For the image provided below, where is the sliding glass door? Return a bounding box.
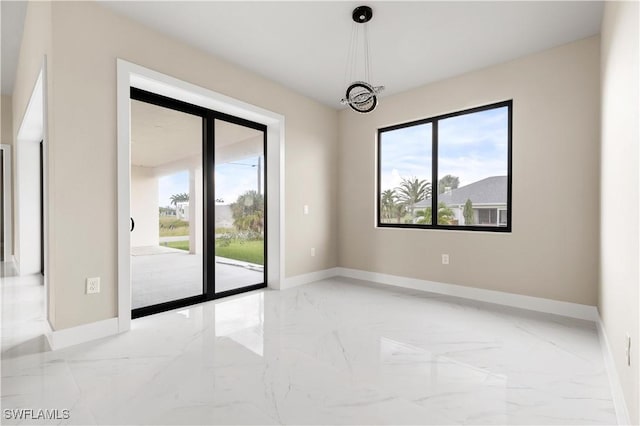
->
[130,89,266,318]
[130,94,204,314]
[213,119,266,295]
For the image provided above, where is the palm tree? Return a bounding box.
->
[170,192,189,206]
[380,189,398,221]
[396,177,431,215]
[395,203,408,224]
[415,202,455,225]
[437,202,455,225]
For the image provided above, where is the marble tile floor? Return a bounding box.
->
[1,273,617,425]
[0,260,19,278]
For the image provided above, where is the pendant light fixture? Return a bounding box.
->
[340,5,385,113]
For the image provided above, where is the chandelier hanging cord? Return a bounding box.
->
[364,23,371,84]
[344,22,359,88]
[340,5,385,114]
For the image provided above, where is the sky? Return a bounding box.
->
[158,156,263,207]
[159,171,189,208]
[214,156,263,204]
[380,106,508,192]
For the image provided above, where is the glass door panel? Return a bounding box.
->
[130,98,204,310]
[214,119,265,294]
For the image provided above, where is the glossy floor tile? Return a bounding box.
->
[1,274,616,425]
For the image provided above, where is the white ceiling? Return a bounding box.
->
[131,99,261,168]
[131,100,202,168]
[1,1,27,95]
[2,2,603,108]
[99,1,603,108]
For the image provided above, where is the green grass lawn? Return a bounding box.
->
[164,239,264,265]
[164,240,189,251]
[216,240,264,265]
[159,216,189,237]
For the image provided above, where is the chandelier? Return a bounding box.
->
[340,5,385,114]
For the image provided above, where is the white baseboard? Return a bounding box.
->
[334,267,599,322]
[596,318,631,425]
[46,317,119,350]
[290,267,626,423]
[283,267,339,290]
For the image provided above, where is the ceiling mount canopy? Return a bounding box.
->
[352,5,373,23]
[340,5,385,114]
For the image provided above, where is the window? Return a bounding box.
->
[377,100,512,232]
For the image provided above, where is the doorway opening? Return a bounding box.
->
[130,88,267,318]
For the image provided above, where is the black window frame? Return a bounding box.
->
[376,100,513,233]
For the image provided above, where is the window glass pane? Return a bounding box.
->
[499,209,507,225]
[214,120,265,294]
[130,100,203,309]
[437,106,509,227]
[379,123,432,224]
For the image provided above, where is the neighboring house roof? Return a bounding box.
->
[415,176,507,208]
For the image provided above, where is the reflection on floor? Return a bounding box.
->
[1,270,48,360]
[1,275,616,425]
[131,246,263,309]
[0,260,19,278]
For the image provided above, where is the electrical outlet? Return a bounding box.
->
[442,254,449,265]
[625,334,631,366]
[86,277,100,294]
[303,205,309,215]
[311,247,316,257]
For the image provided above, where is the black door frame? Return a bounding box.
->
[40,141,44,276]
[130,88,267,319]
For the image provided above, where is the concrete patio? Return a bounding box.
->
[131,246,264,309]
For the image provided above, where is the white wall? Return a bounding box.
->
[15,66,44,277]
[214,135,263,164]
[599,1,639,423]
[188,166,203,255]
[1,96,13,146]
[130,166,158,248]
[22,1,337,330]
[338,36,601,306]
[15,139,40,274]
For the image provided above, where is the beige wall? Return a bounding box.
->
[1,95,13,258]
[31,1,338,329]
[1,95,12,145]
[12,1,54,323]
[338,36,600,306]
[599,1,639,423]
[12,2,51,139]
